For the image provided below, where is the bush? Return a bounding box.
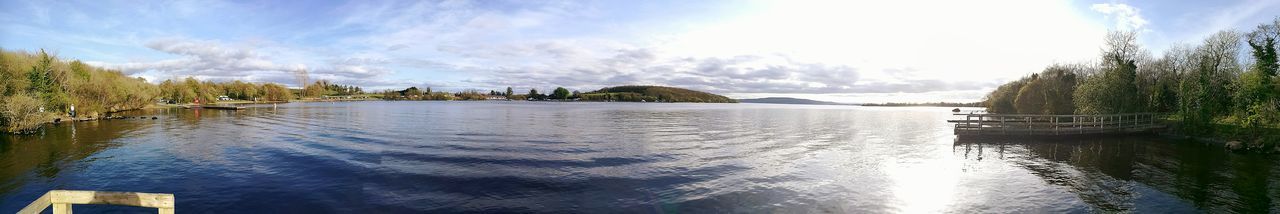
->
[983,79,1026,113]
[1,95,51,133]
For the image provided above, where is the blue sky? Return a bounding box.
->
[2,0,1277,103]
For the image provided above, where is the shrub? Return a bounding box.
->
[1,95,51,133]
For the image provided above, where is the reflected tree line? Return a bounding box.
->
[0,118,147,197]
[956,139,1277,212]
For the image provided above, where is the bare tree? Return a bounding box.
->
[1101,31,1145,67]
[1197,31,1243,77]
[294,67,309,90]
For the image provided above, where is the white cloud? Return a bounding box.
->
[67,0,1117,102]
[108,38,400,87]
[455,45,1001,94]
[108,38,288,77]
[649,0,1106,93]
[1091,3,1149,31]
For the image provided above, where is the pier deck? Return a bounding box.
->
[183,105,246,110]
[948,113,1164,137]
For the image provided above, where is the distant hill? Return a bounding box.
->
[579,86,736,103]
[737,97,845,105]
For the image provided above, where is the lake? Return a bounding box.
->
[0,101,1276,213]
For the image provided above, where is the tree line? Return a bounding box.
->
[984,17,1279,134]
[302,80,364,97]
[378,85,736,103]
[0,48,315,133]
[157,77,293,104]
[1,49,159,133]
[379,86,580,101]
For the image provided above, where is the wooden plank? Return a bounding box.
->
[49,190,175,208]
[17,191,52,214]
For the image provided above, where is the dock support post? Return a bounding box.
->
[52,203,70,214]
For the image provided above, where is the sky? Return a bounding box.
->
[2,0,1278,103]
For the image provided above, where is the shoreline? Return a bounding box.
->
[1157,125,1280,154]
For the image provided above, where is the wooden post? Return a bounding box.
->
[1001,115,1006,135]
[52,203,71,214]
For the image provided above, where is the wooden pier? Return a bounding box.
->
[947,113,1165,137]
[19,190,174,214]
[183,105,245,110]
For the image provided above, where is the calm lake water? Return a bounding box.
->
[0,101,1276,213]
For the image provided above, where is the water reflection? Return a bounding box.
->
[0,117,149,196]
[0,103,1275,212]
[955,137,1280,213]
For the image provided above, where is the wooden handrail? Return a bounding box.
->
[949,113,1164,136]
[17,190,174,214]
[951,112,1160,117]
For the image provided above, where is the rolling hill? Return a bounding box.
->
[578,86,736,103]
[737,97,846,105]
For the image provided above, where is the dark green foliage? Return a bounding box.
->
[1039,65,1080,114]
[982,78,1025,113]
[527,88,546,100]
[1233,19,1280,128]
[552,87,570,100]
[27,49,71,112]
[1013,74,1046,114]
[1178,31,1242,129]
[402,87,422,98]
[1074,31,1143,114]
[301,80,363,98]
[985,65,1080,115]
[1247,19,1279,77]
[1137,52,1182,113]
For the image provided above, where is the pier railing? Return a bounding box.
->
[948,113,1164,136]
[18,190,174,214]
